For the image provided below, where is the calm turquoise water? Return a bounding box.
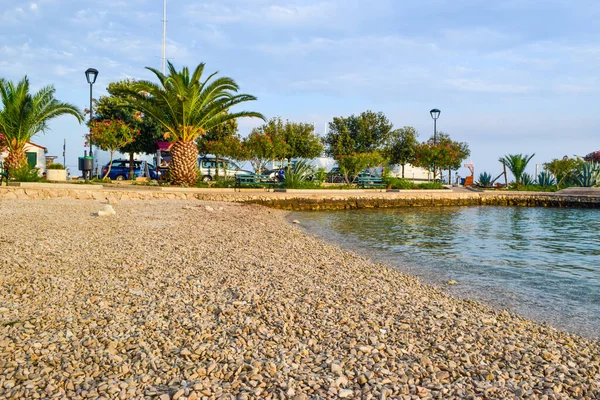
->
[293,207,600,340]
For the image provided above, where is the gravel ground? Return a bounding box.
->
[0,199,598,400]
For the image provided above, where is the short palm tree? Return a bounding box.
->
[0,76,84,172]
[499,153,535,186]
[114,62,264,185]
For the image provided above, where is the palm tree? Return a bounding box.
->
[499,153,535,185]
[0,76,84,172]
[114,62,264,185]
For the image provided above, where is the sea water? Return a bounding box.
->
[293,206,600,340]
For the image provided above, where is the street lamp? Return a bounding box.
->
[85,68,98,179]
[430,108,440,181]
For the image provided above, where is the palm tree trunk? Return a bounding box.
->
[170,140,198,185]
[5,147,27,173]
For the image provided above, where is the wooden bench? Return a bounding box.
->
[235,174,279,190]
[357,175,386,189]
[0,161,8,185]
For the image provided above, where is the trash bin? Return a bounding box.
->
[460,178,466,185]
[78,156,94,172]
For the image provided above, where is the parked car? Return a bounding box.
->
[198,156,252,182]
[100,160,161,180]
[327,167,346,183]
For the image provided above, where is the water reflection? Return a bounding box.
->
[294,206,600,339]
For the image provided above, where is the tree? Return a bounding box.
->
[544,157,580,189]
[277,118,322,161]
[0,76,83,172]
[413,141,437,179]
[584,151,600,163]
[197,117,239,178]
[338,151,384,184]
[242,130,288,174]
[324,110,393,158]
[435,132,470,181]
[385,126,418,178]
[112,61,264,185]
[499,153,535,185]
[92,80,164,179]
[87,120,137,179]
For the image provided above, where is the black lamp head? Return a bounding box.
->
[85,68,99,85]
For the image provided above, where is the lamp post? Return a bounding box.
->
[429,108,440,181]
[85,68,98,179]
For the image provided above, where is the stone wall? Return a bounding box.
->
[2,185,600,210]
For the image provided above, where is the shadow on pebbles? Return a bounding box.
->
[0,199,598,399]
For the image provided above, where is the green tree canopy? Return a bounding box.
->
[91,80,165,178]
[324,110,393,158]
[112,61,264,185]
[544,157,580,189]
[499,153,535,186]
[93,80,164,155]
[435,132,471,171]
[0,76,83,172]
[88,120,137,179]
[338,151,384,184]
[197,117,241,177]
[385,126,419,178]
[242,129,288,174]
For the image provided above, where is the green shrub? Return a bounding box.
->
[284,159,314,189]
[313,167,327,184]
[389,178,415,189]
[46,163,65,170]
[417,182,444,190]
[211,179,236,188]
[10,165,44,182]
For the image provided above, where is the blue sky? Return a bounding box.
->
[1,0,599,178]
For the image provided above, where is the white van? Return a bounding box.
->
[198,156,252,182]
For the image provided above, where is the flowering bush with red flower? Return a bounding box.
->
[86,120,138,179]
[584,151,600,163]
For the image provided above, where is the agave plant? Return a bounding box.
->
[521,172,535,186]
[499,153,535,186]
[284,159,315,189]
[537,171,556,188]
[477,172,492,187]
[575,162,600,187]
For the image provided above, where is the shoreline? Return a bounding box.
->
[0,199,598,399]
[289,210,600,341]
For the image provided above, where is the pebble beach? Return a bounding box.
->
[0,199,598,399]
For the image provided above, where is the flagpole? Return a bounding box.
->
[161,0,167,74]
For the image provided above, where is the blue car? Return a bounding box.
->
[100,160,161,180]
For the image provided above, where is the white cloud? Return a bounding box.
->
[185,1,338,26]
[446,78,532,94]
